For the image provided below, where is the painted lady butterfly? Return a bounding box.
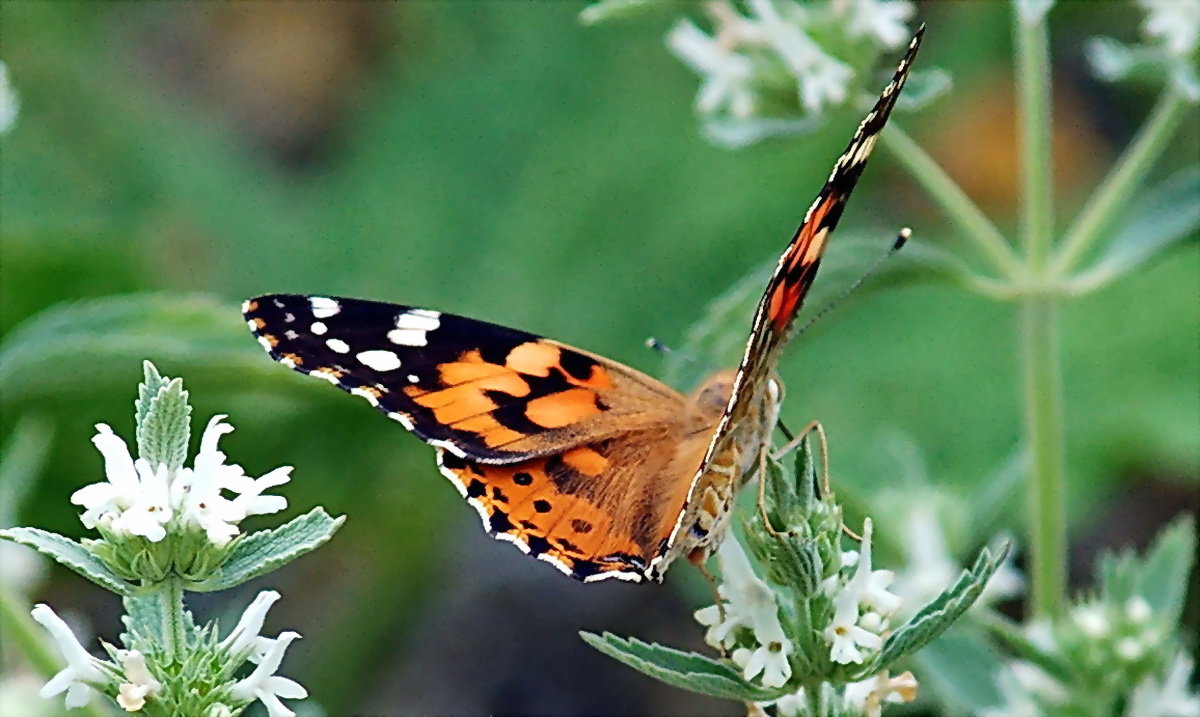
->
[244,29,922,583]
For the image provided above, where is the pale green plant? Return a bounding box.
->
[1,362,343,716]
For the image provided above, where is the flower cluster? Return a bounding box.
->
[665,0,921,145]
[1087,0,1200,100]
[983,517,1199,717]
[984,599,1200,716]
[76,415,291,548]
[31,591,306,716]
[2,362,341,717]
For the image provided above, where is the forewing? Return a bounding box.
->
[721,29,924,427]
[244,294,683,464]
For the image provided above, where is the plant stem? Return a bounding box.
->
[160,577,188,659]
[881,126,1025,281]
[0,586,110,717]
[1014,1,1065,616]
[1051,87,1193,277]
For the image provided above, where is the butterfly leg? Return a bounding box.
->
[771,419,831,498]
[688,547,729,628]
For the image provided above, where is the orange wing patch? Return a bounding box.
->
[436,449,654,582]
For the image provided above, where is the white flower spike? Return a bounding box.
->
[230,632,308,717]
[30,604,106,709]
[841,0,915,49]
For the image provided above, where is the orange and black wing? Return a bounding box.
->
[722,28,923,422]
[244,294,683,465]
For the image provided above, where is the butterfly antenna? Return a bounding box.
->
[792,227,910,338]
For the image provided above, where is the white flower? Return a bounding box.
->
[230,631,307,717]
[825,587,884,664]
[694,538,794,687]
[115,650,161,712]
[1139,0,1200,57]
[1127,652,1200,717]
[668,19,758,118]
[746,0,853,112]
[175,415,291,546]
[1071,602,1110,638]
[219,590,282,659]
[823,520,896,664]
[1126,596,1153,624]
[0,61,17,136]
[844,670,919,717]
[766,688,809,717]
[30,604,107,709]
[839,0,915,49]
[72,425,173,541]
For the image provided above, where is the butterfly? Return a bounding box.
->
[244,29,922,584]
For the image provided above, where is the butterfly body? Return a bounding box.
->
[244,29,923,583]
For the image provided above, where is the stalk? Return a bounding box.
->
[1014,1,1065,616]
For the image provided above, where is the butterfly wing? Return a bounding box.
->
[244,294,684,464]
[244,294,715,583]
[658,29,925,569]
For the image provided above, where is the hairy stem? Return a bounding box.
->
[1014,1,1065,616]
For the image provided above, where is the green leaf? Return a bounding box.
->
[0,293,271,405]
[135,368,192,471]
[1070,167,1200,293]
[911,626,1006,716]
[869,542,1010,671]
[0,527,133,595]
[192,508,345,592]
[1132,514,1196,626]
[0,415,54,526]
[580,631,786,702]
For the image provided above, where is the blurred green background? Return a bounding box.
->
[1,2,1196,714]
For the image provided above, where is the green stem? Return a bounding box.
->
[1051,88,1192,277]
[1015,6,1055,271]
[1014,2,1064,616]
[0,586,110,717]
[158,578,188,659]
[881,126,1025,281]
[1018,298,1066,616]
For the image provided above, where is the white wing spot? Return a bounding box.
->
[326,339,350,354]
[284,312,295,323]
[407,374,420,383]
[311,321,328,335]
[350,387,381,406]
[357,349,402,371]
[388,310,441,347]
[256,336,274,352]
[310,297,341,319]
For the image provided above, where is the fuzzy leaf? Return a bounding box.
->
[136,374,192,472]
[0,293,274,405]
[580,632,786,702]
[0,527,133,595]
[1132,514,1195,626]
[869,542,1010,671]
[1070,167,1200,293]
[135,360,168,430]
[192,508,345,592]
